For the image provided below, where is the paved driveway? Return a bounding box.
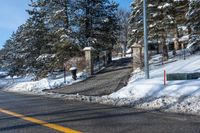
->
[47,58,132,96]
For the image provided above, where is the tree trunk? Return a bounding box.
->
[162,35,169,61]
[173,27,180,51]
[163,44,169,61]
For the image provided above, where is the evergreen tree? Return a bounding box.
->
[129,0,179,60]
[1,0,120,78]
[3,33,20,76]
[25,1,51,77]
[102,1,120,50]
[129,0,143,46]
[187,0,200,53]
[148,0,176,60]
[173,0,189,52]
[71,0,119,50]
[42,0,71,44]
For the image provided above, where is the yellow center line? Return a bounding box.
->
[0,108,82,133]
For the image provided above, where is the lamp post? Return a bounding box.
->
[143,0,150,79]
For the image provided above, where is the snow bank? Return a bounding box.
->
[108,54,200,115]
[2,72,88,94]
[110,79,200,99]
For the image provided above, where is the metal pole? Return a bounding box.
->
[183,45,186,60]
[143,0,150,79]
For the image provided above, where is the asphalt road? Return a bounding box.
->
[48,58,132,96]
[0,91,200,133]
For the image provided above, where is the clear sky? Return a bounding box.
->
[0,0,132,49]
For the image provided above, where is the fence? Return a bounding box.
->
[93,51,108,74]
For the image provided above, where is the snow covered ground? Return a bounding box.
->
[112,56,123,61]
[1,71,88,94]
[1,53,200,115]
[107,54,200,115]
[36,54,200,115]
[112,53,132,61]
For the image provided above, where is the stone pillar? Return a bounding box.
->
[83,47,94,76]
[131,45,136,71]
[174,38,180,51]
[131,44,143,70]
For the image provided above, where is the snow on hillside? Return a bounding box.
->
[1,72,88,94]
[108,54,200,115]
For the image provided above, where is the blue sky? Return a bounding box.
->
[0,0,132,49]
[115,0,132,11]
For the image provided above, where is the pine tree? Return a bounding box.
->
[129,0,143,46]
[173,0,189,52]
[2,24,31,76]
[23,0,73,77]
[148,0,176,60]
[1,0,120,78]
[129,0,179,60]
[2,0,77,78]
[25,1,51,77]
[71,0,119,50]
[42,0,71,44]
[2,32,20,76]
[187,0,200,53]
[103,1,120,50]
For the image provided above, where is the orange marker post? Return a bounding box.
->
[164,70,167,85]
